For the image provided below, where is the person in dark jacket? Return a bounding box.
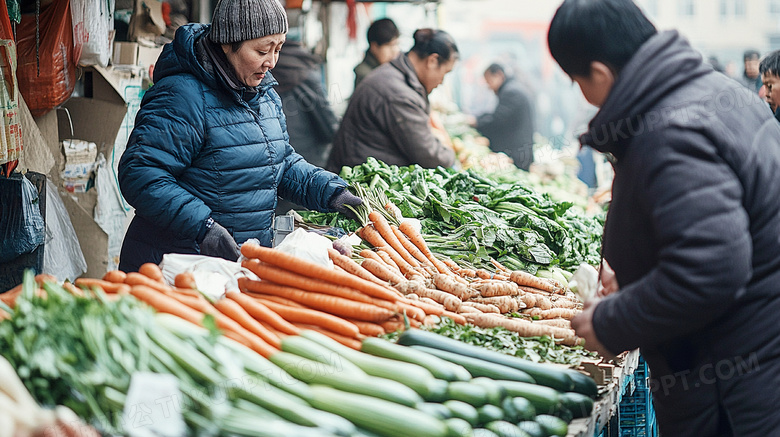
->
[118,0,361,272]
[759,50,780,123]
[739,49,763,93]
[327,28,458,172]
[549,1,780,436]
[353,18,400,89]
[471,63,536,170]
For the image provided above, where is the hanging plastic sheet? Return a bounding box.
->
[0,172,45,263]
[42,178,87,282]
[71,0,114,67]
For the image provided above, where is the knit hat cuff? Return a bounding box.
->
[209,0,288,44]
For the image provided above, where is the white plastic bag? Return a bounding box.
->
[43,179,87,281]
[159,253,258,301]
[274,228,333,268]
[72,0,115,67]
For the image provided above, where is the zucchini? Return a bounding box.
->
[269,351,422,407]
[476,405,505,425]
[444,400,480,426]
[281,335,366,375]
[516,421,545,437]
[563,369,599,398]
[361,337,471,381]
[308,386,450,437]
[492,380,562,415]
[409,346,535,384]
[535,415,568,436]
[472,430,500,437]
[503,397,536,422]
[418,402,454,420]
[300,330,443,400]
[559,392,594,419]
[398,330,573,391]
[485,421,531,437]
[470,377,508,406]
[447,381,490,407]
[445,417,474,437]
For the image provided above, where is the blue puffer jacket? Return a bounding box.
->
[119,24,345,269]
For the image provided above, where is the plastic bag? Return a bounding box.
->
[159,253,257,301]
[71,0,115,67]
[0,39,22,165]
[0,173,45,263]
[42,179,87,282]
[274,228,333,268]
[16,0,76,117]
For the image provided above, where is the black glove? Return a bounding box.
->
[199,219,240,261]
[328,188,363,221]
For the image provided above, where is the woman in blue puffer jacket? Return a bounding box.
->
[118,0,360,272]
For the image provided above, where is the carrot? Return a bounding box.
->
[258,299,361,338]
[468,296,521,314]
[458,269,477,278]
[461,301,501,314]
[242,259,397,311]
[550,297,581,310]
[246,292,308,308]
[534,295,553,311]
[457,305,481,314]
[174,272,197,290]
[398,221,451,275]
[361,258,406,285]
[509,270,561,294]
[74,278,131,294]
[103,270,127,283]
[433,274,476,301]
[129,285,205,326]
[239,278,395,323]
[473,280,520,297]
[392,225,433,268]
[518,293,537,309]
[139,263,165,283]
[328,248,389,287]
[442,311,467,325]
[374,247,401,272]
[358,224,416,277]
[213,298,282,348]
[396,301,426,322]
[345,319,386,336]
[395,282,461,313]
[463,312,583,346]
[523,308,579,320]
[62,282,84,297]
[442,258,460,271]
[294,324,363,350]
[368,210,420,269]
[381,319,406,334]
[240,242,400,302]
[490,258,510,273]
[125,272,173,294]
[419,297,440,308]
[0,285,22,308]
[405,298,446,316]
[535,318,573,329]
[422,315,440,326]
[517,285,550,295]
[226,291,301,335]
[0,308,9,321]
[360,248,392,268]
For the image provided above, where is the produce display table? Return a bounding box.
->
[566,349,641,437]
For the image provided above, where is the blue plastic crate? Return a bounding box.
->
[618,358,657,437]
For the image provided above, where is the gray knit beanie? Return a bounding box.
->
[209,0,288,44]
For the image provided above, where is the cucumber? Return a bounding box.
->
[476,405,505,425]
[516,421,545,437]
[281,335,366,375]
[361,337,471,381]
[535,415,568,436]
[485,421,531,437]
[472,430,500,437]
[418,402,454,420]
[398,330,573,391]
[470,377,508,406]
[559,392,594,418]
[309,386,450,437]
[269,351,422,407]
[563,369,599,398]
[445,417,474,437]
[409,346,535,384]
[447,381,490,407]
[504,397,536,422]
[444,400,480,426]
[300,330,443,400]
[492,380,562,415]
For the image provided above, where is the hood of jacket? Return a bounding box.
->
[154,23,278,100]
[580,30,712,158]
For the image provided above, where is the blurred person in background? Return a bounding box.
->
[353,18,401,89]
[759,50,780,123]
[739,49,763,93]
[118,0,361,271]
[327,28,458,172]
[549,0,780,435]
[469,63,536,170]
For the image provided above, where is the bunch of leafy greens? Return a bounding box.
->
[384,317,598,367]
[300,158,603,272]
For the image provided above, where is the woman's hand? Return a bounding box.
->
[597,260,619,297]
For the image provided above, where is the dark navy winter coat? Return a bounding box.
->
[583,31,780,436]
[118,24,345,271]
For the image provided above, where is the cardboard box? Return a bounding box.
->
[112,41,163,70]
